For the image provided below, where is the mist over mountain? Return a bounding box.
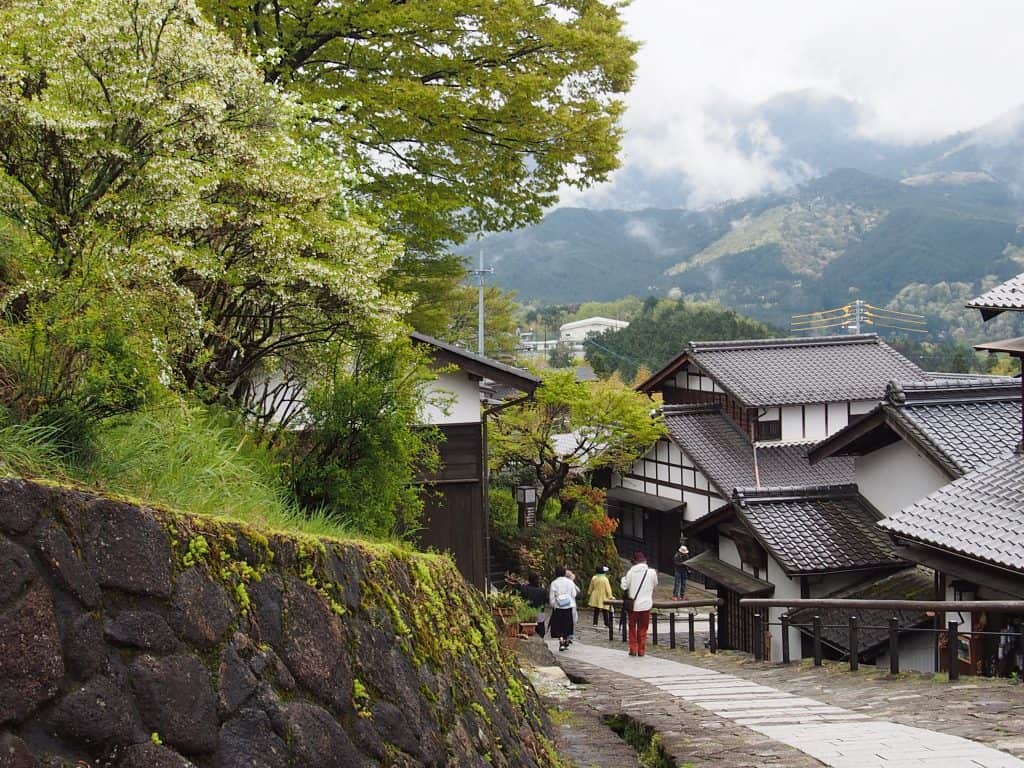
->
[464,93,1024,344]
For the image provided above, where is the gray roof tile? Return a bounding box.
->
[686,334,927,406]
[880,453,1024,572]
[663,405,855,496]
[886,378,1021,476]
[967,273,1024,319]
[734,486,906,575]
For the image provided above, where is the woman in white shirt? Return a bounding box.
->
[620,551,658,656]
[548,565,579,651]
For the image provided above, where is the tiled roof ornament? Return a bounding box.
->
[885,380,906,406]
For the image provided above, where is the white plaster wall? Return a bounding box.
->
[622,476,644,492]
[781,406,803,441]
[876,631,936,673]
[420,372,480,425]
[856,441,949,517]
[719,536,741,569]
[827,402,849,435]
[765,557,802,663]
[804,404,828,442]
[759,407,780,422]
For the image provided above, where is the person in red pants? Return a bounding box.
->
[620,551,658,656]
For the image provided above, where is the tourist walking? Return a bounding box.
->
[588,565,613,627]
[672,544,689,600]
[621,551,657,656]
[549,565,579,652]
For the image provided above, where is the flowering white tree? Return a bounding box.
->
[0,0,404,428]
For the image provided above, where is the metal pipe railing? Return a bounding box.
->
[603,599,723,654]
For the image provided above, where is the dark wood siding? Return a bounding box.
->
[417,422,485,589]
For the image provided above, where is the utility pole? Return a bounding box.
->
[468,246,494,356]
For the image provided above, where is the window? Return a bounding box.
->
[755,419,781,441]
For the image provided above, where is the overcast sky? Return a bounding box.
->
[560,0,1024,208]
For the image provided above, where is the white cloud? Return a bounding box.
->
[560,0,1024,208]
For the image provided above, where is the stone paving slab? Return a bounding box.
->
[574,620,1024,759]
[559,634,1024,768]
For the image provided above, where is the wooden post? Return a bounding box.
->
[781,614,790,664]
[608,609,614,642]
[948,621,959,681]
[621,609,628,643]
[709,613,717,653]
[669,612,676,649]
[652,613,659,646]
[849,616,859,672]
[888,617,900,674]
[688,612,696,652]
[753,613,763,661]
[813,615,823,667]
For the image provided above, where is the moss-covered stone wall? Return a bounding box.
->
[0,478,558,767]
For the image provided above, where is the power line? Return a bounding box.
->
[791,299,927,336]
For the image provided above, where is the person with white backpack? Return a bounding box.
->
[548,565,579,651]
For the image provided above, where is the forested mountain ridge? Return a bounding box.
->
[475,168,1024,343]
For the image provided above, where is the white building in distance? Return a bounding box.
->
[559,317,629,349]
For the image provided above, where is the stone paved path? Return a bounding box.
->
[555,638,1024,768]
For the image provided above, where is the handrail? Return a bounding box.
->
[740,599,1024,612]
[607,599,722,609]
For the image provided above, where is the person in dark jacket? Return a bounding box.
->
[672,544,689,600]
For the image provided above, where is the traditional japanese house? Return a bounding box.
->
[412,333,540,589]
[684,484,908,661]
[606,334,926,570]
[807,375,1022,672]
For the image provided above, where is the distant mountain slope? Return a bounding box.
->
[473,168,1024,341]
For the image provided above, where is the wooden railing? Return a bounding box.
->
[741,598,1024,680]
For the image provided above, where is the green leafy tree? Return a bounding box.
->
[199,0,638,320]
[584,298,778,380]
[286,339,442,538]
[445,284,522,360]
[0,0,402,430]
[490,370,664,514]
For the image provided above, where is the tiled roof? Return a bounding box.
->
[684,335,927,406]
[880,452,1024,573]
[733,486,906,575]
[967,273,1024,320]
[411,332,540,392]
[809,377,1021,477]
[884,382,1019,479]
[788,567,934,655]
[662,405,854,497]
[683,551,774,597]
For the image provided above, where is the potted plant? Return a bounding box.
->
[515,600,541,637]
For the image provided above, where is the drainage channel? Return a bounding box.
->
[603,714,679,768]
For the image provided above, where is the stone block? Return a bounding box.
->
[80,500,171,598]
[168,568,236,648]
[104,610,177,653]
[49,675,144,753]
[284,702,373,768]
[0,583,63,725]
[0,537,33,606]
[35,521,100,608]
[279,576,352,715]
[0,479,47,535]
[129,654,217,755]
[216,709,289,768]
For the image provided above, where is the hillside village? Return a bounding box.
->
[3,1,1024,767]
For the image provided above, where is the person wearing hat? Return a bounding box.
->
[621,551,658,656]
[587,565,614,628]
[673,543,690,600]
